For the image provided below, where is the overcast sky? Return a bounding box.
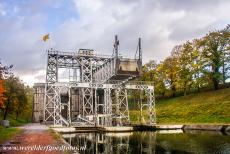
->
[0,0,229,86]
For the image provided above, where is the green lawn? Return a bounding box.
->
[0,126,21,143]
[0,115,29,127]
[130,88,230,124]
[0,115,29,143]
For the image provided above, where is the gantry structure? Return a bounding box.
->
[33,36,156,127]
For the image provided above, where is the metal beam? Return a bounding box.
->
[38,39,156,127]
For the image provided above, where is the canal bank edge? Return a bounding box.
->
[50,124,230,134]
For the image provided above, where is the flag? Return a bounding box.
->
[42,34,49,42]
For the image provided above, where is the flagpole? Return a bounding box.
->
[48,38,51,49]
[42,34,51,50]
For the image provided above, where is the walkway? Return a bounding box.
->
[0,123,71,154]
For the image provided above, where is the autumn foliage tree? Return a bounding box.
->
[2,76,30,120]
[198,29,230,90]
[0,80,5,108]
[0,61,12,109]
[0,60,32,121]
[142,25,230,97]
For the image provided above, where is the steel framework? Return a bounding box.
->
[33,36,156,126]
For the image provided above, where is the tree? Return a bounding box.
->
[0,80,5,108]
[192,39,208,92]
[219,26,230,85]
[154,64,167,97]
[142,60,166,97]
[172,42,194,95]
[141,60,157,81]
[2,76,29,120]
[0,61,13,79]
[14,87,28,120]
[161,55,179,97]
[0,61,12,109]
[199,29,230,90]
[0,60,32,121]
[3,76,18,120]
[23,86,33,122]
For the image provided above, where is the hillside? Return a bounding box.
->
[130,88,230,124]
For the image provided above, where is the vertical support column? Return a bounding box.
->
[82,88,94,116]
[44,84,53,124]
[46,51,58,83]
[146,89,156,124]
[94,88,98,126]
[43,84,48,123]
[115,88,130,126]
[114,35,119,58]
[139,90,145,124]
[113,89,120,125]
[139,88,156,125]
[79,57,94,120]
[104,88,112,126]
[53,86,62,125]
[67,86,71,124]
[44,51,60,125]
[44,85,62,125]
[138,37,142,66]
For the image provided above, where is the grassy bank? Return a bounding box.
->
[0,115,29,127]
[0,126,21,143]
[0,115,29,143]
[130,88,230,124]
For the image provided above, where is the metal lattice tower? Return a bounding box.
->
[33,36,156,126]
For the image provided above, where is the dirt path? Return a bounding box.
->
[0,123,71,154]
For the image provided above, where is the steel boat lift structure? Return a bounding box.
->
[33,36,156,127]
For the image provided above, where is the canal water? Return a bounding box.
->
[61,130,230,154]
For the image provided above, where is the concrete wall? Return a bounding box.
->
[33,83,45,122]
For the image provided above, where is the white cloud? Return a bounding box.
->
[53,0,230,62]
[53,0,188,60]
[0,0,230,86]
[18,69,46,86]
[0,3,6,16]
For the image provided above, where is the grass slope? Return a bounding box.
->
[0,115,29,127]
[0,126,21,143]
[0,115,29,143]
[130,88,230,124]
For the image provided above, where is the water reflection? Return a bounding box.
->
[62,132,135,153]
[62,130,230,154]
